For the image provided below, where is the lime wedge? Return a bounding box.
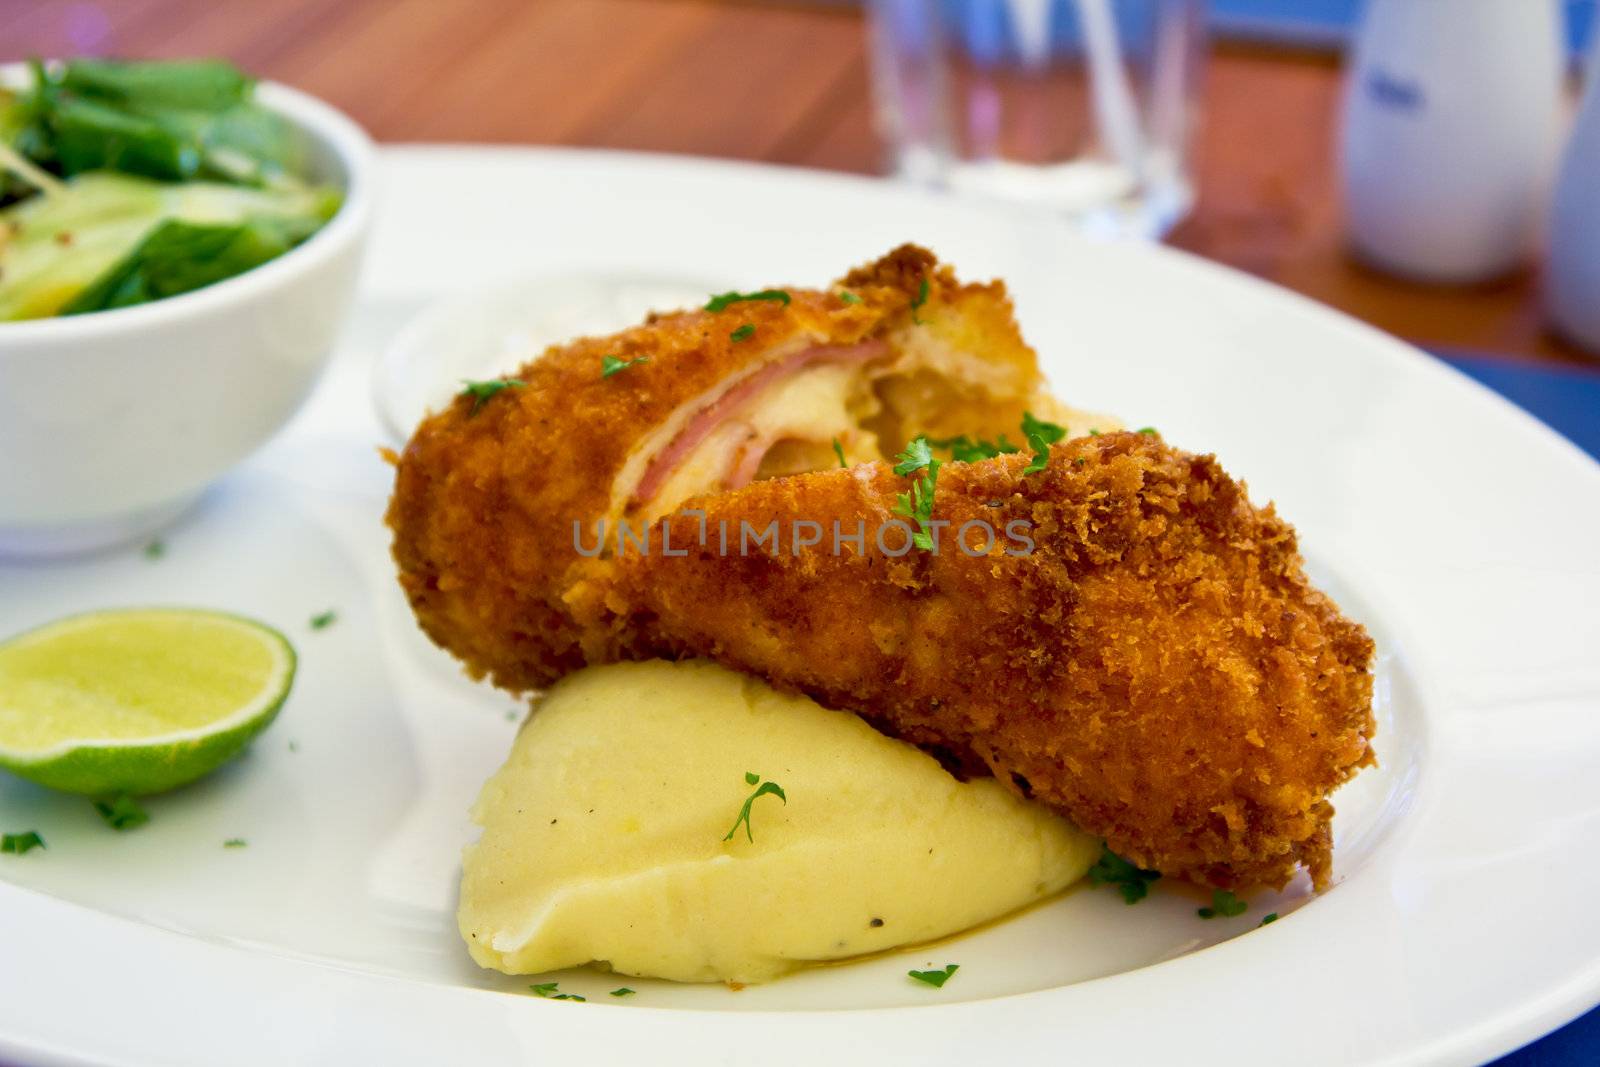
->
[0,608,295,795]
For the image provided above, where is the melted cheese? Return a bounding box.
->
[641,361,880,521]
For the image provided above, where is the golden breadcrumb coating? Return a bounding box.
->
[387,245,1376,890]
[572,433,1375,890]
[388,245,1091,692]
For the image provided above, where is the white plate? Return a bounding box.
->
[2,147,1598,1066]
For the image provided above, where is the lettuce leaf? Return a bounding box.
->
[0,171,340,320]
[62,216,317,314]
[16,58,304,185]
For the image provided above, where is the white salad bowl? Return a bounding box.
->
[0,74,373,558]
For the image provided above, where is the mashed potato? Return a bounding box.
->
[458,660,1099,984]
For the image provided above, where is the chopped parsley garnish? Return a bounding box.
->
[600,354,648,378]
[837,290,861,305]
[459,377,525,414]
[893,436,934,474]
[908,964,958,988]
[609,987,635,997]
[1088,844,1160,904]
[832,438,848,468]
[1137,426,1159,435]
[1087,428,1101,436]
[910,277,930,323]
[143,540,165,560]
[1023,437,1051,474]
[223,838,246,848]
[310,610,336,630]
[892,437,940,551]
[704,289,790,312]
[1020,411,1067,476]
[723,771,786,843]
[729,323,755,343]
[1260,912,1279,926]
[1021,411,1067,446]
[930,433,1020,463]
[93,794,149,831]
[1198,889,1247,919]
[1,831,45,855]
[528,982,586,1002]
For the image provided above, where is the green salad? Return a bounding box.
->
[0,58,342,321]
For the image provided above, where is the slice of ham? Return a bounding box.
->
[724,434,768,490]
[631,340,887,506]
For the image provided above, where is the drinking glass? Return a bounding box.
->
[868,0,1207,237]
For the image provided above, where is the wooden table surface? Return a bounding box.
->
[9,0,1592,365]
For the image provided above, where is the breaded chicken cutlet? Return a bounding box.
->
[570,432,1374,890]
[388,245,1116,692]
[388,246,1375,890]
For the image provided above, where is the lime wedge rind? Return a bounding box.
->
[0,608,297,796]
